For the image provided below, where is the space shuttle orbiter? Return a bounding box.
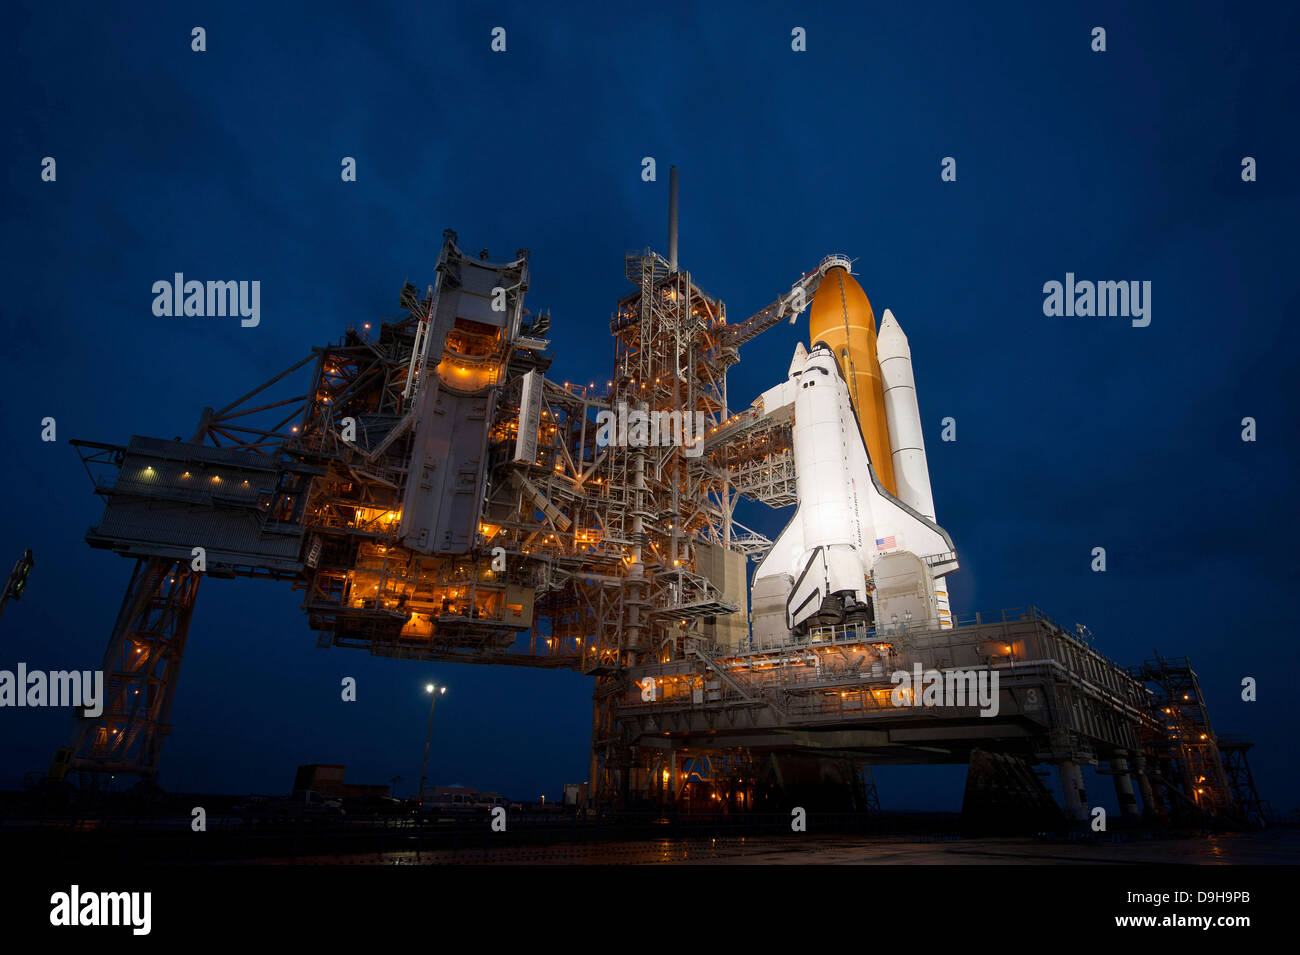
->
[749,267,957,647]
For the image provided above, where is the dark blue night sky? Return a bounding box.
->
[2,1,1297,814]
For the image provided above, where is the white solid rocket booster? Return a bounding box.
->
[877,308,951,628]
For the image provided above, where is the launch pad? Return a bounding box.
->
[50,184,1254,826]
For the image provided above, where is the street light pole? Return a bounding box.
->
[418,684,446,802]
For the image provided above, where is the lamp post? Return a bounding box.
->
[418,683,447,802]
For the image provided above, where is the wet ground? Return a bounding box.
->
[247,829,1300,865]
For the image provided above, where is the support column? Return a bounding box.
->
[1133,754,1157,818]
[1057,760,1088,822]
[1110,754,1141,820]
[666,749,677,808]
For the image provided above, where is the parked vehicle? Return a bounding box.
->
[418,786,478,815]
[473,792,509,814]
[281,789,345,817]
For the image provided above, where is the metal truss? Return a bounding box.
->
[1133,655,1235,819]
[52,557,200,782]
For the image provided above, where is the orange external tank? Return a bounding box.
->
[808,267,898,496]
